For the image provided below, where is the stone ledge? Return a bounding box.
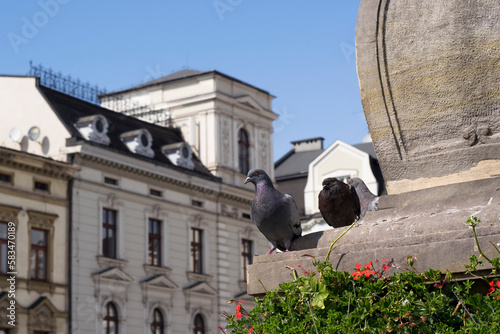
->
[247,177,500,296]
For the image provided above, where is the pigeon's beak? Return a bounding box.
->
[244,177,251,185]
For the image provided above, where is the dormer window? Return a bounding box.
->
[120,129,154,158]
[162,142,194,170]
[74,114,110,145]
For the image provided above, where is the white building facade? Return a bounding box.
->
[0,75,269,333]
[100,69,278,186]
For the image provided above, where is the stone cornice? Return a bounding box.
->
[78,152,255,205]
[79,153,216,195]
[0,148,77,181]
[219,192,252,205]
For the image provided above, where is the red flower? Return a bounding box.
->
[234,302,244,320]
[352,270,363,280]
[487,280,496,296]
[352,262,376,280]
[382,260,391,272]
[248,326,254,334]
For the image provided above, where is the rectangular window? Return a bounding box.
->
[190,228,203,273]
[0,222,8,274]
[191,200,203,208]
[102,209,117,259]
[104,177,119,186]
[148,219,162,266]
[0,172,12,184]
[30,228,47,280]
[150,189,163,197]
[241,239,253,281]
[34,180,50,192]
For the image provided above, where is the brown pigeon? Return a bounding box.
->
[318,177,360,228]
[244,168,302,254]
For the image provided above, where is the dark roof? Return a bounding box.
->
[101,69,273,97]
[274,141,379,181]
[38,84,218,181]
[274,149,324,180]
[353,142,378,159]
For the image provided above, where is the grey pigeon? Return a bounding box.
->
[318,177,360,228]
[349,177,379,219]
[244,168,302,254]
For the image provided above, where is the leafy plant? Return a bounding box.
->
[220,217,500,333]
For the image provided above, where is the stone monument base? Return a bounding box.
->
[247,176,500,296]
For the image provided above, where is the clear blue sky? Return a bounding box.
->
[1,0,366,161]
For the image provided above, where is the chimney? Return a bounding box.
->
[291,137,324,152]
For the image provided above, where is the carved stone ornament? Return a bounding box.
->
[0,204,21,225]
[27,210,57,230]
[463,124,491,146]
[222,118,230,165]
[260,131,268,168]
[221,204,238,218]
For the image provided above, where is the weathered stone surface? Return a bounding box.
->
[356,1,500,194]
[247,177,500,295]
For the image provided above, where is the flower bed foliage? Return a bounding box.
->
[220,217,500,333]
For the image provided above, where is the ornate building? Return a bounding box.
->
[100,69,278,186]
[0,75,269,333]
[0,146,77,333]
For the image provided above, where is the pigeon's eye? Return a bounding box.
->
[253,171,258,176]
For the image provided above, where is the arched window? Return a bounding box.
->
[150,308,164,334]
[193,313,205,334]
[103,302,119,334]
[238,129,250,174]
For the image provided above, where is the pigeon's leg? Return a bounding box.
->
[284,240,292,252]
[266,247,276,255]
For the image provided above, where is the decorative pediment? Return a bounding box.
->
[141,274,178,291]
[236,96,262,112]
[92,266,133,284]
[184,282,218,313]
[184,281,218,297]
[28,297,66,332]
